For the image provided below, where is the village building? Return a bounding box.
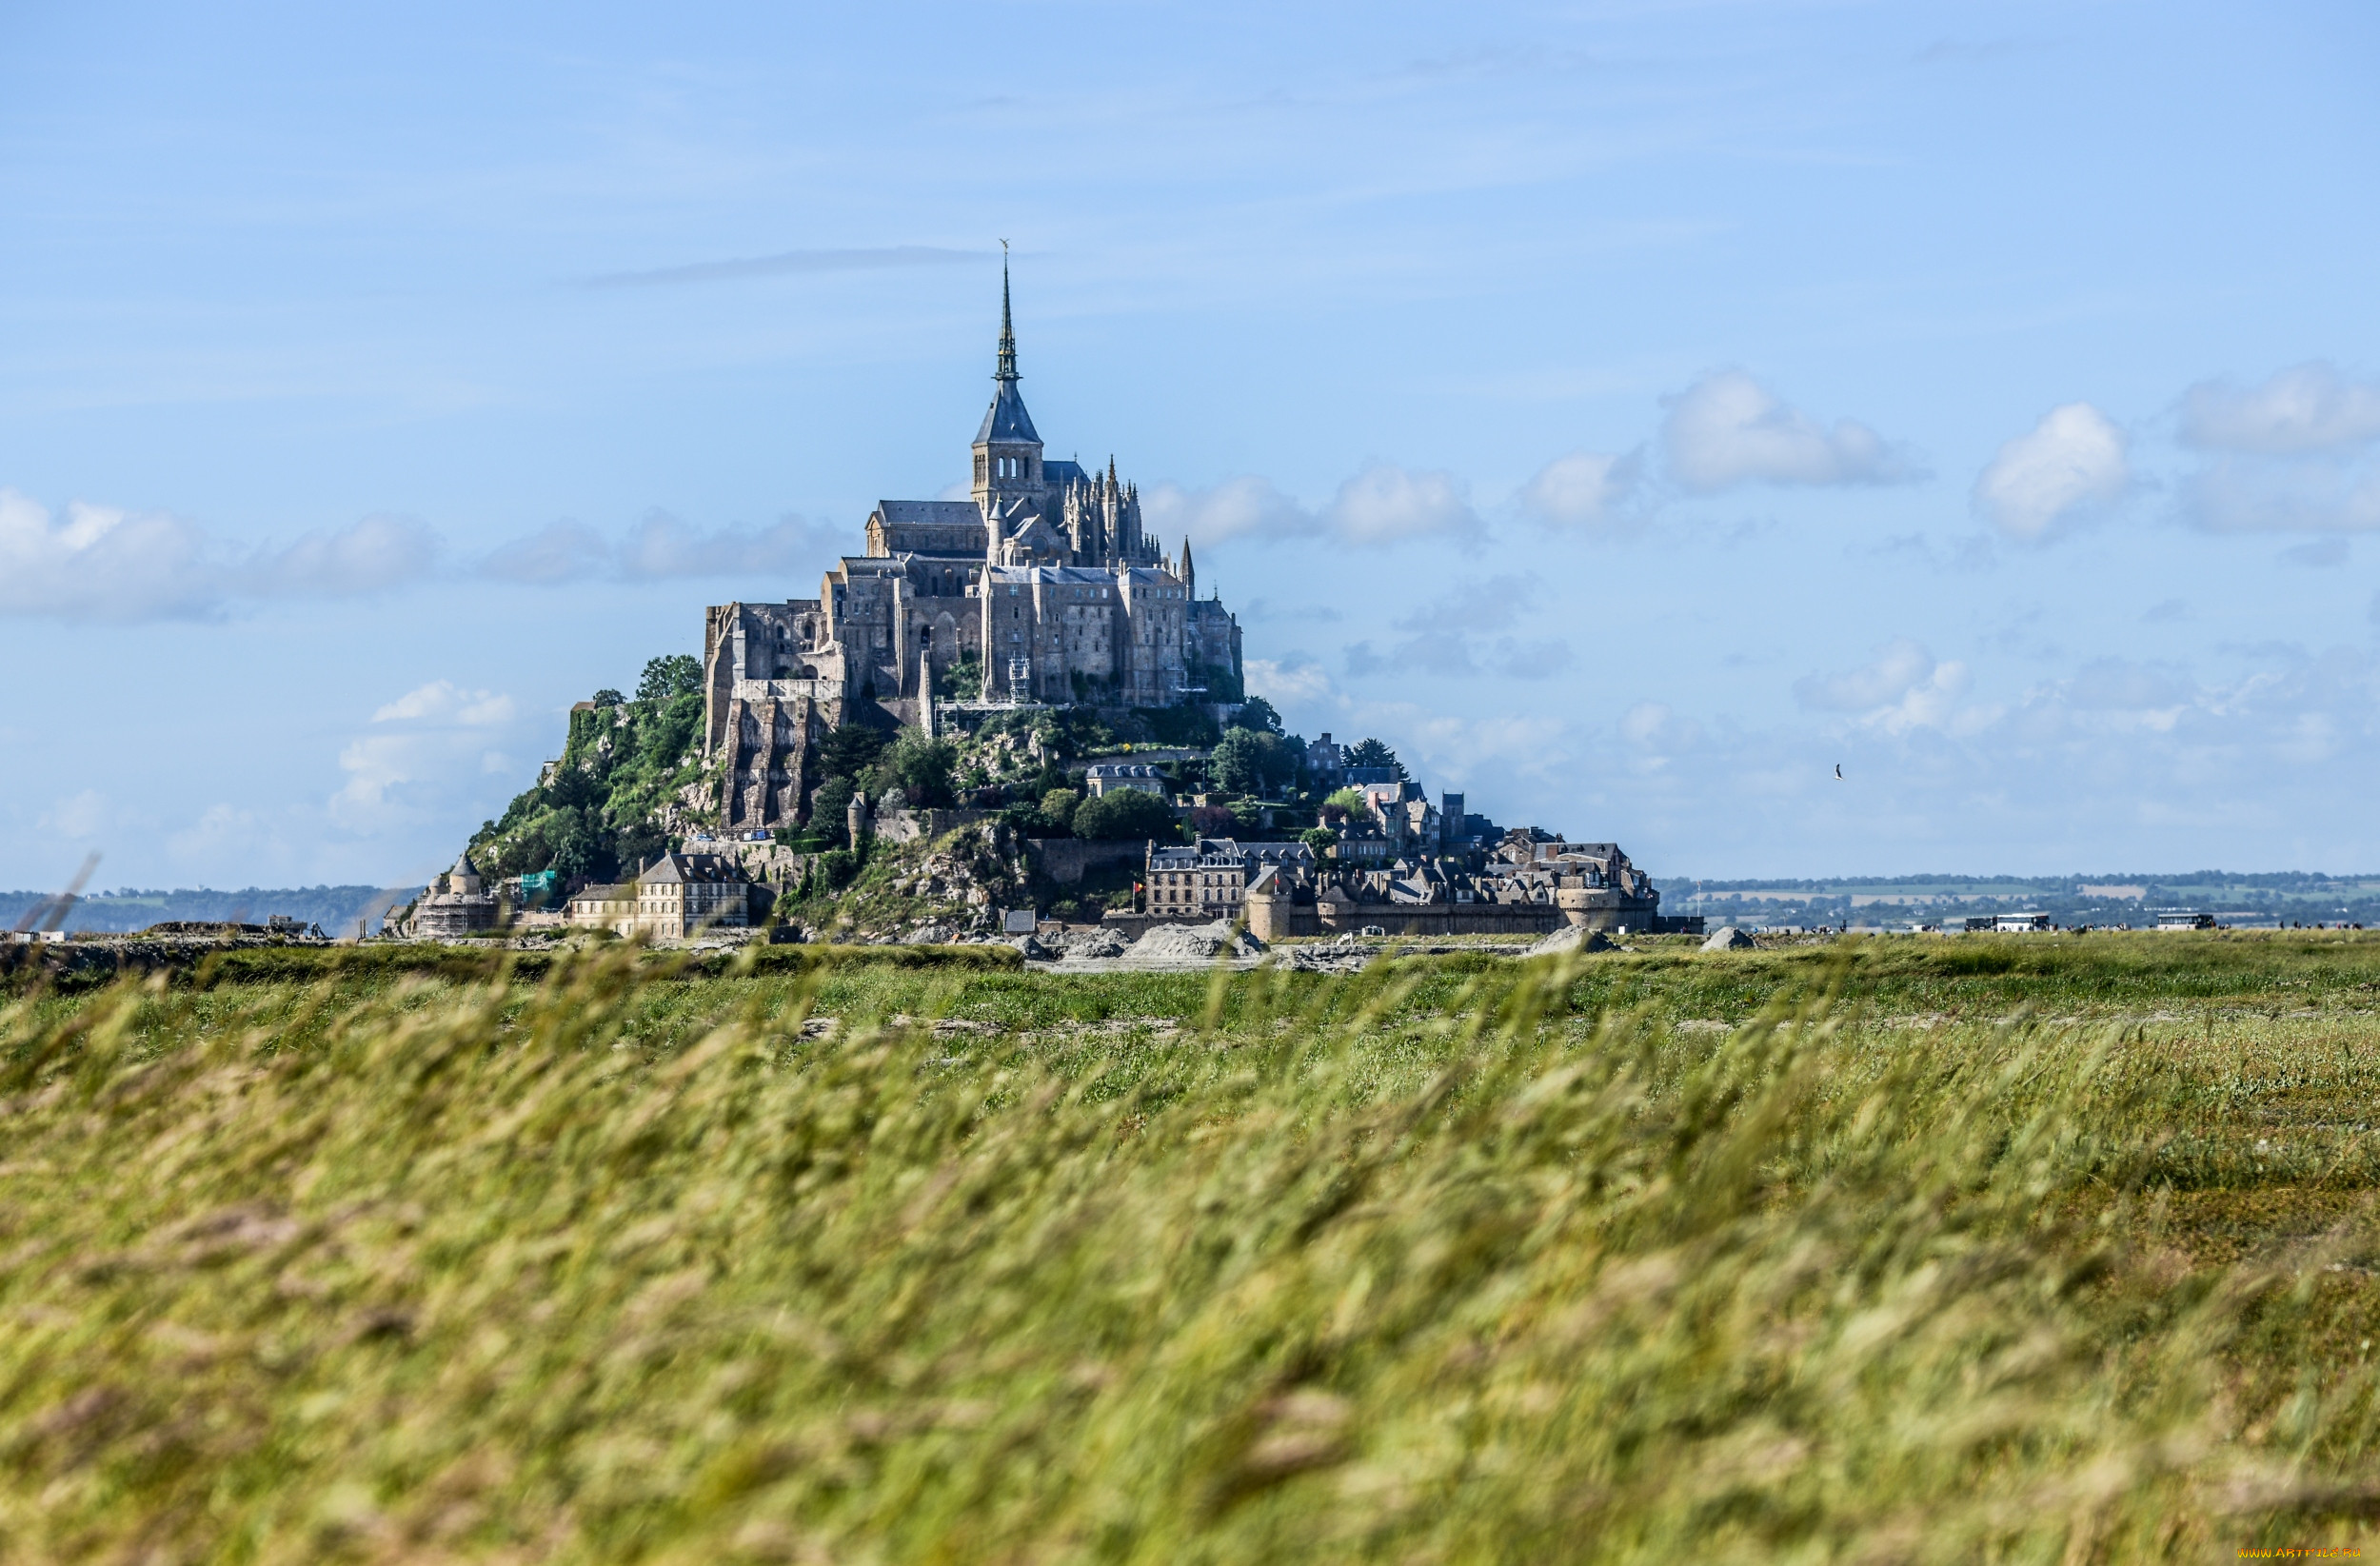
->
[1145,839,1318,920]
[1305,733,1345,788]
[409,851,501,938]
[1083,762,1167,797]
[566,852,759,941]
[1241,834,1666,941]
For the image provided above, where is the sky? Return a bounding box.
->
[3,0,2376,893]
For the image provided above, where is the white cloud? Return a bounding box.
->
[336,684,526,832]
[1661,371,1918,492]
[1517,448,1643,528]
[1973,403,2129,540]
[372,681,516,725]
[477,519,612,585]
[1141,476,1316,546]
[1324,463,1481,545]
[1794,638,1935,711]
[1342,576,1571,682]
[476,511,844,584]
[0,492,217,619]
[2184,455,2380,534]
[1244,656,1339,709]
[169,803,266,864]
[331,734,426,827]
[1620,702,1672,744]
[1143,464,1481,549]
[0,488,441,622]
[38,788,109,840]
[2280,538,2350,568]
[617,511,843,579]
[2181,363,2380,455]
[2174,365,2380,536]
[1794,638,1977,734]
[260,514,441,595]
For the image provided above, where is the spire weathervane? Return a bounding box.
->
[996,240,1018,384]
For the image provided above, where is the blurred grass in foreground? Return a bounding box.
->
[8,938,2380,1560]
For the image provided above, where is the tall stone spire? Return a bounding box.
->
[1181,536,1196,596]
[972,243,1042,512]
[996,243,1018,385]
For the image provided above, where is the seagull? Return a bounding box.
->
[1834,763,1843,781]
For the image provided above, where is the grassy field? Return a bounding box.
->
[9,932,2380,1561]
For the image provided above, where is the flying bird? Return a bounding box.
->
[1835,763,1843,781]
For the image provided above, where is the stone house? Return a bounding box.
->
[1083,762,1166,798]
[1144,838,1315,921]
[568,852,759,941]
[411,852,501,938]
[1305,733,1345,788]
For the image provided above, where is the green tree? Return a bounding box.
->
[875,731,959,808]
[1344,737,1405,780]
[589,688,625,707]
[819,724,888,783]
[1322,787,1370,822]
[1227,697,1282,735]
[1040,788,1081,833]
[808,776,856,846]
[940,651,982,701]
[1300,825,1340,853]
[1212,728,1294,798]
[1073,787,1179,842]
[638,656,702,704]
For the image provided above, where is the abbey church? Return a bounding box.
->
[702,268,1242,831]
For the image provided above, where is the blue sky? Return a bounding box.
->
[4,0,2376,891]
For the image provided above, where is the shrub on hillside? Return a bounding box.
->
[1073,787,1180,842]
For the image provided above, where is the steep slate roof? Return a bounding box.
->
[875,500,983,525]
[638,852,747,886]
[975,379,1041,445]
[977,253,1041,446]
[982,565,1184,587]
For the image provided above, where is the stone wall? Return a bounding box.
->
[1244,890,1661,942]
[871,806,1001,845]
[1024,837,1148,885]
[717,693,823,832]
[1247,896,1551,942]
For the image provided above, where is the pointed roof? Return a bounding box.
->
[975,252,1041,446]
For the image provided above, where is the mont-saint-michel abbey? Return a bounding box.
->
[383,267,1675,946]
[703,266,1241,833]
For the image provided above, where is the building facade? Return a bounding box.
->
[567,852,758,941]
[1083,762,1167,797]
[410,852,501,938]
[1145,839,1318,921]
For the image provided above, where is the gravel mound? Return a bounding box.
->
[1700,925,1757,952]
[1285,946,1369,973]
[1523,925,1615,959]
[1057,930,1130,961]
[1122,920,1240,963]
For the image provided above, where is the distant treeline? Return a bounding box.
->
[0,884,417,936]
[1693,870,2380,893]
[1675,870,2380,926]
